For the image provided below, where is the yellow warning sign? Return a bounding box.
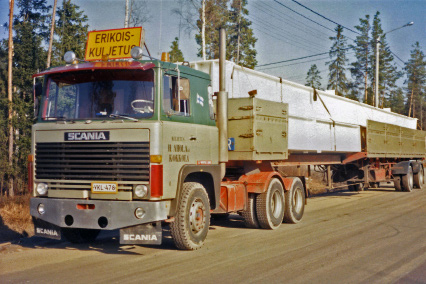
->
[85,27,143,61]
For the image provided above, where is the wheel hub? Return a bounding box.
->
[189,199,206,235]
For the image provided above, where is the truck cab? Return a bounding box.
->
[30,58,221,248]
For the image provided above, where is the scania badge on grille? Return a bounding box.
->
[65,131,110,141]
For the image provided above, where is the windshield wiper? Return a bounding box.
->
[109,113,138,122]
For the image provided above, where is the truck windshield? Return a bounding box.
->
[41,69,155,120]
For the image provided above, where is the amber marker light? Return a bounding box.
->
[150,155,162,164]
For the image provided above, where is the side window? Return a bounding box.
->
[163,75,190,116]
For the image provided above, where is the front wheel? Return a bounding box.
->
[413,167,424,188]
[170,182,210,250]
[284,178,305,224]
[256,178,285,229]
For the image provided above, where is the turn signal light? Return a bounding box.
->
[150,155,162,163]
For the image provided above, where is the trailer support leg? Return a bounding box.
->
[327,165,332,189]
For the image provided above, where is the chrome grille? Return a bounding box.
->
[35,142,150,181]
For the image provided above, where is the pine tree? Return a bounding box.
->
[326,25,349,97]
[228,0,257,68]
[387,87,406,115]
[52,0,89,66]
[8,0,51,193]
[350,15,371,104]
[305,64,322,90]
[169,37,184,62]
[370,12,402,108]
[195,0,229,60]
[405,42,426,129]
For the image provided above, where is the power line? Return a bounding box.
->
[261,1,333,40]
[253,2,328,43]
[272,0,335,34]
[248,14,327,52]
[257,47,353,68]
[390,51,406,65]
[272,0,356,42]
[289,0,361,35]
[257,56,330,71]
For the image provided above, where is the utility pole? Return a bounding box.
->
[201,0,206,60]
[46,0,58,68]
[8,0,15,197]
[124,0,129,28]
[374,35,380,108]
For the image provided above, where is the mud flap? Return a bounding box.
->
[120,222,162,245]
[33,217,61,240]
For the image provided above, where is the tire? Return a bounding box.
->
[170,182,210,250]
[283,178,305,224]
[369,182,380,188]
[413,167,424,189]
[348,183,356,191]
[394,175,402,191]
[401,167,414,192]
[256,178,285,230]
[62,228,100,243]
[242,193,259,228]
[355,183,365,191]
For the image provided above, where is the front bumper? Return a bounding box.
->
[30,198,170,230]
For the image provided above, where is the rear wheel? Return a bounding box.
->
[170,182,210,250]
[369,182,380,188]
[62,228,100,243]
[256,178,285,229]
[401,167,414,192]
[242,193,259,228]
[283,178,305,224]
[413,167,424,188]
[394,175,402,191]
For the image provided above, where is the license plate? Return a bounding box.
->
[91,182,118,194]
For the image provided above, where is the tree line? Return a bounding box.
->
[305,12,425,130]
[1,0,88,196]
[1,1,424,196]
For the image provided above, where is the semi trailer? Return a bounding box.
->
[30,28,425,250]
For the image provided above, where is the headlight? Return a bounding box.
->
[135,207,145,219]
[134,185,148,198]
[36,183,48,196]
[37,204,45,215]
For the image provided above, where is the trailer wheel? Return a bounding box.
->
[394,175,402,191]
[413,167,424,188]
[170,182,210,250]
[369,182,380,188]
[256,178,285,229]
[62,228,100,243]
[284,178,305,224]
[242,193,259,228]
[401,167,414,192]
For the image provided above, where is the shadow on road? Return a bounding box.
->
[0,215,27,243]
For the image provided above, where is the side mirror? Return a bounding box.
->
[34,82,42,117]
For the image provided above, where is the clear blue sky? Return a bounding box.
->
[1,0,425,87]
